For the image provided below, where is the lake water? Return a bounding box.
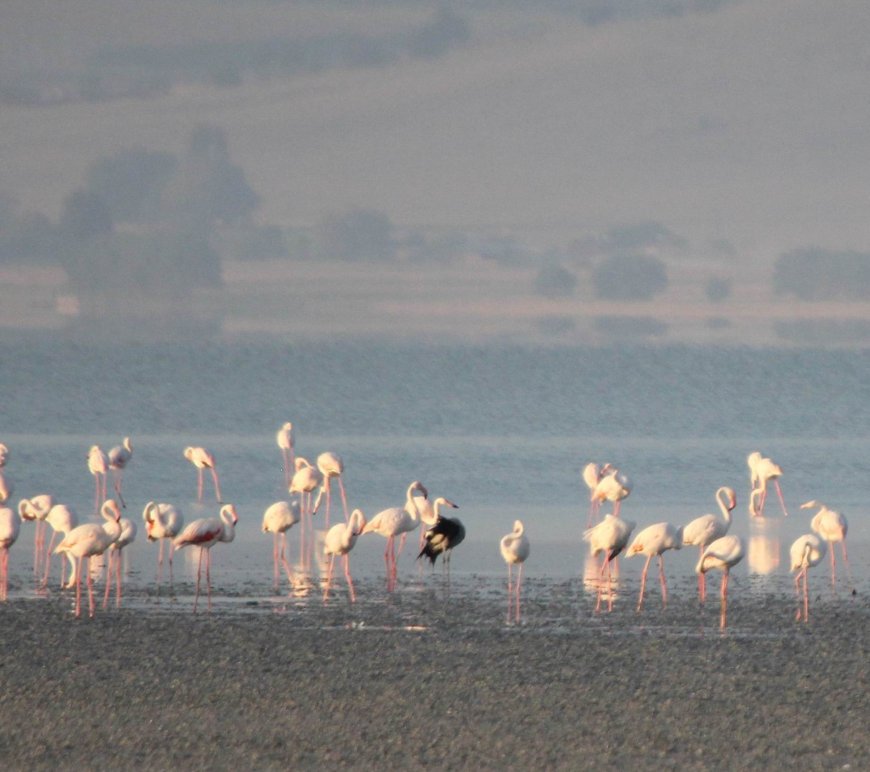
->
[2,340,868,610]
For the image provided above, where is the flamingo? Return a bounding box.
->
[262,500,301,589]
[18,494,54,577]
[142,501,184,585]
[682,486,737,602]
[790,533,827,622]
[87,445,109,512]
[103,515,137,609]
[289,457,323,571]
[0,506,21,601]
[500,520,530,623]
[173,503,239,612]
[316,451,350,528]
[107,436,133,508]
[696,534,745,629]
[184,446,222,503]
[626,522,683,611]
[418,500,464,575]
[54,499,122,618]
[0,443,8,467]
[583,513,636,612]
[590,468,631,519]
[276,422,295,489]
[582,462,613,525]
[322,508,367,603]
[802,500,850,589]
[41,503,79,588]
[747,451,788,517]
[361,481,427,590]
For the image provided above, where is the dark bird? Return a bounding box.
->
[418,501,463,568]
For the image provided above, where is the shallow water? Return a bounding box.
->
[2,340,869,621]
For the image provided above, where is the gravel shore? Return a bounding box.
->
[1,579,868,770]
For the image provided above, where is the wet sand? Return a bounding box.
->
[1,578,868,770]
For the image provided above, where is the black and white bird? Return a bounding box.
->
[418,500,462,568]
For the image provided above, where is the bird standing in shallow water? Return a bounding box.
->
[627,522,683,612]
[103,514,137,609]
[173,503,239,613]
[747,451,788,517]
[18,494,54,578]
[184,446,222,503]
[87,445,108,513]
[682,486,737,602]
[790,533,826,622]
[143,501,184,585]
[316,451,350,528]
[107,437,133,508]
[583,513,636,612]
[323,508,367,603]
[500,519,530,623]
[696,534,744,629]
[802,500,850,590]
[276,422,295,489]
[262,500,301,590]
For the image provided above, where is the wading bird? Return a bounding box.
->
[316,451,350,528]
[802,500,850,589]
[323,508,367,603]
[18,494,54,577]
[262,499,301,589]
[790,533,826,622]
[418,499,463,577]
[582,462,612,525]
[747,451,788,517]
[103,514,137,609]
[184,446,222,503]
[107,436,133,507]
[142,501,184,585]
[87,445,109,512]
[41,503,79,588]
[583,513,636,612]
[0,506,20,601]
[590,468,631,520]
[54,499,122,618]
[173,503,239,612]
[276,422,295,488]
[627,522,683,612]
[696,534,744,629]
[500,519,530,623]
[682,486,737,602]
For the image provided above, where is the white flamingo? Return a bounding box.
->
[626,522,683,611]
[361,481,427,591]
[87,445,109,512]
[107,436,133,508]
[582,462,613,525]
[500,519,530,623]
[316,451,350,528]
[103,515,137,609]
[262,500,301,589]
[18,494,54,577]
[54,499,122,618]
[747,451,788,517]
[173,503,239,612]
[42,503,79,588]
[322,508,367,603]
[289,457,323,571]
[802,500,850,589]
[276,422,295,488]
[682,486,737,602]
[590,468,631,519]
[583,513,636,612]
[142,501,184,585]
[790,533,826,622]
[696,534,745,629]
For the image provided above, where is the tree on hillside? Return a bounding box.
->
[773,248,870,300]
[592,254,668,300]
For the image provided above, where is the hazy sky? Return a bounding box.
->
[4,0,870,263]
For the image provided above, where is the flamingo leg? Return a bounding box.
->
[272,532,280,590]
[156,538,165,585]
[773,480,788,517]
[322,554,335,602]
[279,532,294,585]
[116,549,123,608]
[323,482,332,530]
[337,478,350,523]
[343,554,356,603]
[658,555,668,607]
[206,548,213,612]
[829,542,837,588]
[282,449,292,489]
[637,555,653,612]
[698,547,707,603]
[193,546,204,613]
[720,570,729,630]
[507,563,513,621]
[210,468,222,503]
[75,556,83,618]
[42,532,58,588]
[516,563,524,622]
[840,541,851,588]
[1,549,7,601]
[103,551,112,609]
[87,556,96,618]
[197,469,204,503]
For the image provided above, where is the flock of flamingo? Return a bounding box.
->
[0,430,852,627]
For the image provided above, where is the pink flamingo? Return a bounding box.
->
[41,503,79,588]
[590,468,631,520]
[682,486,737,602]
[18,494,54,577]
[289,457,322,570]
[316,451,350,528]
[790,533,826,622]
[107,436,133,508]
[54,499,122,618]
[87,445,109,512]
[103,514,137,609]
[184,446,222,503]
[583,513,636,612]
[172,503,238,612]
[802,500,850,589]
[747,451,788,517]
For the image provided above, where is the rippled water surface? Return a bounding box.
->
[3,340,869,616]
